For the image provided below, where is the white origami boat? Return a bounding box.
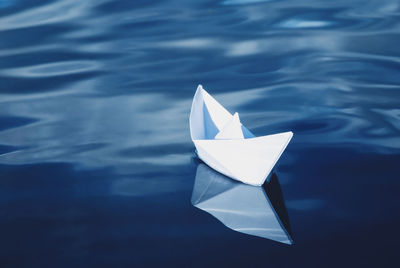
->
[190,85,293,186]
[191,163,293,244]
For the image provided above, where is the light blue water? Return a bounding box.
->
[0,0,399,267]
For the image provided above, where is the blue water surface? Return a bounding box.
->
[0,0,399,267]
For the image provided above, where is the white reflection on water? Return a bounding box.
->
[222,0,274,5]
[0,90,192,167]
[191,163,293,244]
[0,0,108,31]
[226,40,262,57]
[279,19,332,28]
[0,60,101,77]
[161,38,218,49]
[158,35,342,57]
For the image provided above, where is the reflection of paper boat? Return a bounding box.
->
[190,85,293,186]
[191,164,293,244]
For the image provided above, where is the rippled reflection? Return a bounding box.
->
[191,164,293,244]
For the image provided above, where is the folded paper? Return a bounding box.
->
[191,164,293,244]
[190,85,293,186]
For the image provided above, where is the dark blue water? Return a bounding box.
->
[1,0,399,267]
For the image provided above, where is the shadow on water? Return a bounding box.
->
[264,173,293,238]
[191,163,293,244]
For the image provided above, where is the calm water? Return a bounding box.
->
[1,0,399,267]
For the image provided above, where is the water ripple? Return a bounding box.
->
[0,0,104,31]
[0,60,101,77]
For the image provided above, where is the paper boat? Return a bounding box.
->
[191,163,293,244]
[190,85,293,186]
